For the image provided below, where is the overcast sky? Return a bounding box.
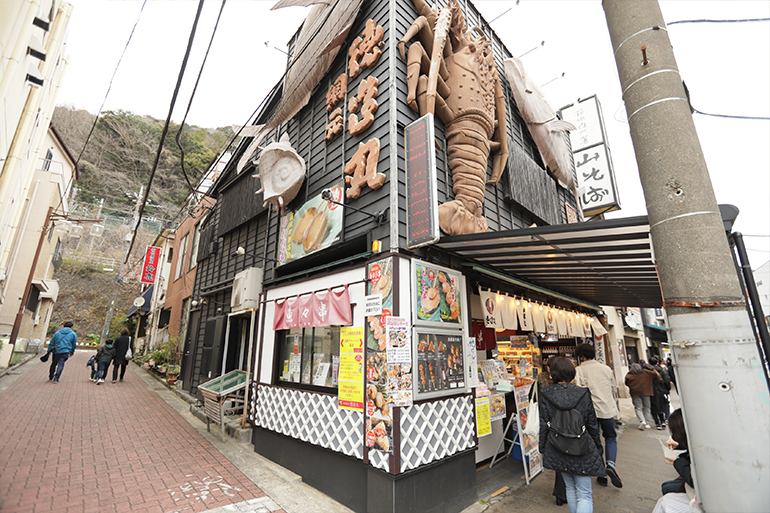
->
[56,0,769,266]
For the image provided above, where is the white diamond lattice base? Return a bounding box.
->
[400,395,475,472]
[256,385,364,459]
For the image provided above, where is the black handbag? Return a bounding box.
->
[41,345,56,362]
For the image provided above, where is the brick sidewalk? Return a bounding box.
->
[0,351,280,513]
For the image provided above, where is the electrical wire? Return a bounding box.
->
[199,0,352,198]
[53,0,149,217]
[125,0,206,263]
[668,18,769,26]
[692,107,770,121]
[175,0,228,201]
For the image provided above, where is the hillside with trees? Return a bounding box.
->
[47,106,236,341]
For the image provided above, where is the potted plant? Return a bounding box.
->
[166,364,181,385]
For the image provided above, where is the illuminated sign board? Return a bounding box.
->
[405,114,440,249]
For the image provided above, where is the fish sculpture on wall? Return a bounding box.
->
[503,56,576,189]
[237,0,366,175]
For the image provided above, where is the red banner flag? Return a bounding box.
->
[141,246,161,284]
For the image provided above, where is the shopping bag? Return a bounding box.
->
[522,381,540,436]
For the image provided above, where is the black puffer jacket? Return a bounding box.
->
[538,382,606,477]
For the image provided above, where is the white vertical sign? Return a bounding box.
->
[560,96,620,216]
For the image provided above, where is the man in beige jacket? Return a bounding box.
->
[575,343,622,489]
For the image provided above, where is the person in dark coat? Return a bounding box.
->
[539,356,606,513]
[650,357,671,427]
[536,360,567,506]
[95,339,116,384]
[112,328,133,383]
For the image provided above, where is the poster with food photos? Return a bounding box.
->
[415,330,465,398]
[490,393,506,421]
[385,316,413,406]
[413,260,462,325]
[366,257,393,351]
[365,351,393,454]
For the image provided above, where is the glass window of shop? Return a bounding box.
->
[276,326,340,390]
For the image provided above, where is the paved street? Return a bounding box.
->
[2,350,684,513]
[0,351,279,513]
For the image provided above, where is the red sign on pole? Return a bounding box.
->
[141,246,161,284]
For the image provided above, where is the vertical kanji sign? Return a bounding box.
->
[141,246,161,284]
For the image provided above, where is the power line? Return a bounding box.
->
[668,18,770,26]
[54,0,149,217]
[125,0,206,263]
[692,107,770,121]
[175,0,228,200]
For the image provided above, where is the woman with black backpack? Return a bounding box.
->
[539,356,606,513]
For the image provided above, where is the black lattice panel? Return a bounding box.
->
[256,385,364,459]
[399,395,475,472]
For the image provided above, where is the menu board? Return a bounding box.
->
[405,114,439,249]
[385,316,413,406]
[413,259,463,325]
[414,330,465,398]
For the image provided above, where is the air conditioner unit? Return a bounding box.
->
[231,267,264,312]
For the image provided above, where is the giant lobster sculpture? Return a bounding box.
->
[399,0,509,235]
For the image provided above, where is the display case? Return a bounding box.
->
[497,336,541,378]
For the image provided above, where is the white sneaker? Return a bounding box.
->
[639,423,645,430]
[97,379,104,385]
[645,423,652,429]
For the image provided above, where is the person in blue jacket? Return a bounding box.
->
[47,321,78,383]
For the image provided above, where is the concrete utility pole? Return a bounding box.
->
[603,1,770,511]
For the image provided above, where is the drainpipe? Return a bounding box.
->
[604,1,770,511]
[9,206,53,346]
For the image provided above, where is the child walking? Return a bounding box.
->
[95,339,116,384]
[87,354,98,382]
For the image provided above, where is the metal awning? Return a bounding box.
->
[436,215,662,308]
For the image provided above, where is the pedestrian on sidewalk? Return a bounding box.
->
[87,353,99,382]
[574,344,623,489]
[666,357,677,393]
[539,356,606,513]
[624,363,659,430]
[111,328,133,383]
[95,339,116,385]
[650,357,671,428]
[46,321,77,383]
[537,359,568,506]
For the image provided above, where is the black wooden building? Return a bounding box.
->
[178,0,606,511]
